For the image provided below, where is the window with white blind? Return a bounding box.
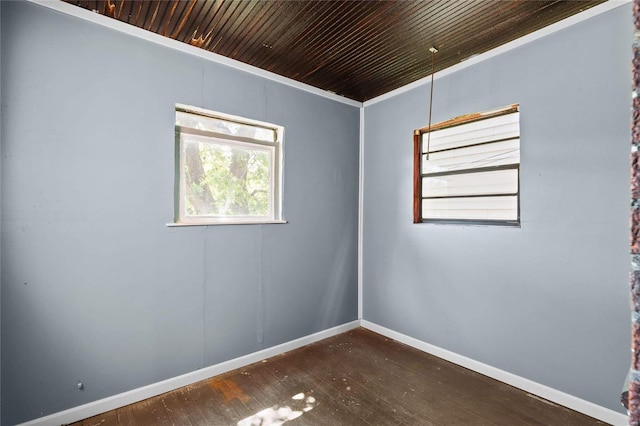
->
[413,104,520,226]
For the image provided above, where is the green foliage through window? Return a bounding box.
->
[175,105,282,224]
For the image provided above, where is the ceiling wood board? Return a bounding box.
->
[64,0,604,102]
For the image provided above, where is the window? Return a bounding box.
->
[174,104,284,225]
[413,104,520,226]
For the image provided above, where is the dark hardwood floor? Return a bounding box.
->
[72,328,606,425]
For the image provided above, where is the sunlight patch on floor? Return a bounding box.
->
[237,392,317,425]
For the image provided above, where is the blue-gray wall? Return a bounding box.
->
[363,4,631,414]
[1,0,633,423]
[0,2,359,424]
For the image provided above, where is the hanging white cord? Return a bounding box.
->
[426,47,438,159]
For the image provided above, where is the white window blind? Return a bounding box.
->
[414,105,520,225]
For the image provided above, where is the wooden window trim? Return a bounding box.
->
[416,104,519,134]
[413,131,422,223]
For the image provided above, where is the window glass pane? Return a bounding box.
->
[183,137,273,218]
[177,111,275,142]
[422,169,518,198]
[422,196,518,221]
[422,139,519,174]
[423,112,519,152]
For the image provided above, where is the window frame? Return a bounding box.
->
[173,105,285,226]
[413,104,520,227]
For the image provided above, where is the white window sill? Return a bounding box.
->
[166,220,288,227]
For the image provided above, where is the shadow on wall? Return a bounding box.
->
[315,225,356,330]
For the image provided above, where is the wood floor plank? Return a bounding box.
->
[256,348,375,424]
[170,385,210,425]
[200,377,247,423]
[158,390,197,425]
[216,366,275,415]
[268,354,382,423]
[79,408,118,426]
[69,328,608,425]
[179,381,237,425]
[315,331,492,425]
[341,329,604,425]
[249,347,390,424]
[221,358,359,425]
[114,405,136,426]
[296,346,424,424]
[131,399,171,425]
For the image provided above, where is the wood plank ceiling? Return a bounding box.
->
[64,0,604,102]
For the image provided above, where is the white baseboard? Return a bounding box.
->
[360,320,628,426]
[21,319,626,426]
[19,320,360,426]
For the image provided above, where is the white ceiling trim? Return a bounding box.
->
[28,0,363,108]
[363,0,632,107]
